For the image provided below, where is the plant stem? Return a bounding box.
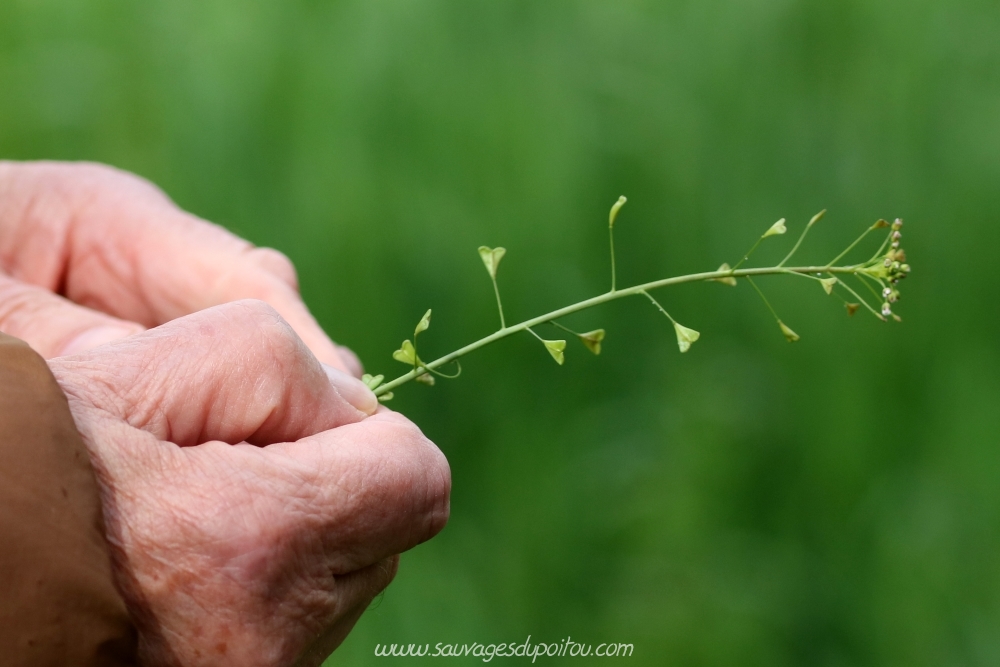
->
[745,276,782,324]
[374,263,863,396]
[639,289,677,324]
[491,276,506,329]
[609,225,617,292]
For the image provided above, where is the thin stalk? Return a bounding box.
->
[833,277,885,320]
[525,326,546,343]
[778,212,824,267]
[825,224,878,268]
[863,230,895,265]
[491,276,506,329]
[609,226,617,292]
[745,276,782,324]
[550,321,582,336]
[854,272,885,302]
[374,263,864,395]
[639,289,677,324]
[731,236,765,270]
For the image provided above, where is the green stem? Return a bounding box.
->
[745,276,782,324]
[864,230,895,265]
[639,289,677,324]
[778,213,822,267]
[609,225,617,292]
[825,224,879,268]
[374,263,863,396]
[550,321,582,336]
[491,277,506,329]
[833,277,885,321]
[731,236,765,270]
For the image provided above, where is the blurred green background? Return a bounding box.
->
[2,0,999,664]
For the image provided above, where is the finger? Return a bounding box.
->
[260,410,452,573]
[0,272,144,358]
[295,556,400,667]
[51,299,378,446]
[336,344,365,378]
[0,161,352,371]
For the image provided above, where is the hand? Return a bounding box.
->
[0,161,360,374]
[49,300,451,666]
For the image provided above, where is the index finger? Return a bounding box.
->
[0,161,349,370]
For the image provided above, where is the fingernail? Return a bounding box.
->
[60,325,140,356]
[323,364,378,415]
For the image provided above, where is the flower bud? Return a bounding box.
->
[609,196,627,228]
[414,309,432,336]
[881,303,892,317]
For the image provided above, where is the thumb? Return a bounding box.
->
[52,300,378,447]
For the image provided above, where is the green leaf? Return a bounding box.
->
[578,329,605,355]
[820,277,837,295]
[608,196,627,228]
[673,322,700,353]
[361,373,384,390]
[414,309,432,336]
[478,246,506,280]
[392,340,416,365]
[542,339,566,365]
[763,218,787,238]
[377,392,394,402]
[778,320,800,342]
[709,263,738,286]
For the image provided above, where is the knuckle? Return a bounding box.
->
[247,247,299,290]
[381,417,451,538]
[222,300,309,375]
[73,162,169,200]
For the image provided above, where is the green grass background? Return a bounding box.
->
[2,1,999,664]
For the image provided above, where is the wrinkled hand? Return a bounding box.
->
[49,301,451,666]
[0,160,360,374]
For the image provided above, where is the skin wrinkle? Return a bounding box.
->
[65,237,148,323]
[0,164,72,286]
[44,299,449,667]
[2,161,438,664]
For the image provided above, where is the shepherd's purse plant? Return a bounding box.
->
[363,199,912,401]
